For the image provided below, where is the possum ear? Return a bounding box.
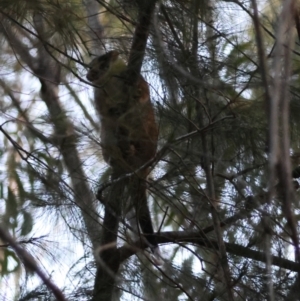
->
[109,50,119,62]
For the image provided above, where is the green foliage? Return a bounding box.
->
[20,210,33,236]
[0,249,20,276]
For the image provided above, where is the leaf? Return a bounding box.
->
[0,249,20,276]
[6,187,18,226]
[0,181,3,198]
[20,210,33,236]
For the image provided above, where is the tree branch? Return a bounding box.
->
[126,0,157,84]
[0,226,67,301]
[116,230,300,273]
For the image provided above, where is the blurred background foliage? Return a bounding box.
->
[0,0,299,300]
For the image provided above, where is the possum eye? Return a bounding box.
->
[108,107,122,117]
[98,57,110,70]
[98,61,106,68]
